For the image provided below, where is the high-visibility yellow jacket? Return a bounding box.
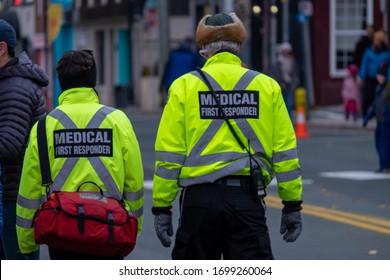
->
[153,52,302,208]
[16,88,144,254]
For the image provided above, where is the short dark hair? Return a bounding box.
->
[56,50,97,91]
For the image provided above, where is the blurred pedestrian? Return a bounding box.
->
[160,37,199,106]
[16,50,144,259]
[341,64,361,121]
[152,12,303,260]
[270,42,300,120]
[353,24,376,68]
[358,30,390,117]
[363,62,390,173]
[0,19,48,260]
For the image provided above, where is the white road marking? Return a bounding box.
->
[320,171,390,180]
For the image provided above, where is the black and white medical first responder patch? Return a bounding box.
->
[199,90,259,119]
[53,128,113,158]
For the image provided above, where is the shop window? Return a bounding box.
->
[330,0,373,77]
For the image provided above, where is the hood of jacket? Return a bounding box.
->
[0,52,49,87]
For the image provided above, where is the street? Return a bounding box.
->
[39,109,390,260]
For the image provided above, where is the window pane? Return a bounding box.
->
[331,0,370,76]
[336,0,366,30]
[336,34,360,70]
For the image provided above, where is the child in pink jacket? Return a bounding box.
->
[341,64,361,121]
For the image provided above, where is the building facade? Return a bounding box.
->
[1,0,389,110]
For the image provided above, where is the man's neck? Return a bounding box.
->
[0,55,13,70]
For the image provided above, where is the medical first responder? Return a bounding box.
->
[16,50,144,260]
[152,12,303,260]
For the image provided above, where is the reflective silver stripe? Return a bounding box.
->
[50,158,79,192]
[253,155,273,174]
[156,151,186,164]
[155,166,181,180]
[17,195,41,210]
[16,215,33,229]
[177,70,270,186]
[235,118,268,160]
[124,188,144,202]
[48,106,122,200]
[50,109,75,129]
[275,168,301,183]
[89,157,121,199]
[129,207,143,218]
[186,119,224,165]
[185,151,246,166]
[273,148,298,163]
[192,70,222,90]
[179,157,250,186]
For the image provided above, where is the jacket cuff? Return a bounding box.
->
[282,200,303,213]
[152,206,172,215]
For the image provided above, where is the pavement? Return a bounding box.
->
[123,104,376,131]
[307,105,376,130]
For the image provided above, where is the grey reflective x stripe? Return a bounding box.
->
[176,70,270,185]
[48,106,122,200]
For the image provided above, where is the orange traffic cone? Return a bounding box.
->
[295,107,310,139]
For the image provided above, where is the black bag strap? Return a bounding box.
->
[37,117,53,186]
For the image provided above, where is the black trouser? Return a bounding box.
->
[49,247,124,260]
[172,177,274,260]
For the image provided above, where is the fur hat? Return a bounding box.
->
[196,13,246,47]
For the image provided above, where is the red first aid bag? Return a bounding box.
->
[33,189,138,257]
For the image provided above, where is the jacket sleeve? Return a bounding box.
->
[0,87,35,162]
[153,79,186,208]
[121,114,144,235]
[271,80,303,202]
[16,124,42,254]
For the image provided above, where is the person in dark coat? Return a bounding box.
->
[160,37,199,105]
[358,30,390,117]
[363,63,390,173]
[0,19,48,259]
[353,24,376,68]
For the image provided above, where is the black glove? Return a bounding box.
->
[280,200,303,242]
[152,207,173,247]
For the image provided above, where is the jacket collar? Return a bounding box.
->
[204,51,242,67]
[58,87,99,105]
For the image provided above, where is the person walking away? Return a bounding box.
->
[270,42,300,120]
[341,64,361,121]
[16,50,144,260]
[152,13,303,260]
[353,24,376,68]
[358,30,390,117]
[363,63,390,173]
[160,37,199,105]
[0,19,48,260]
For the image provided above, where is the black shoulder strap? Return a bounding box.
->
[37,117,53,186]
